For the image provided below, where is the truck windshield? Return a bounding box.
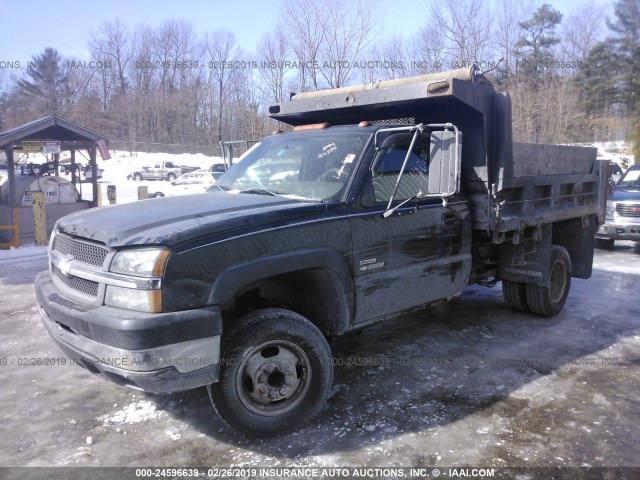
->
[617,169,640,188]
[216,131,370,201]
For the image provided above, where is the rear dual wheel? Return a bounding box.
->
[503,245,571,317]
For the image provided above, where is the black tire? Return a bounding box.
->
[503,280,528,311]
[209,308,333,436]
[167,173,176,182]
[151,192,165,198]
[133,173,142,181]
[595,238,614,250]
[525,245,571,316]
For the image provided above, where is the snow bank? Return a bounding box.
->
[0,244,47,260]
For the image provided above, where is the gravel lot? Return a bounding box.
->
[0,242,638,477]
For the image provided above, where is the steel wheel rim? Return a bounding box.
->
[235,340,312,417]
[549,261,567,304]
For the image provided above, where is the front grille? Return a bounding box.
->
[53,265,99,297]
[54,234,108,267]
[616,203,640,218]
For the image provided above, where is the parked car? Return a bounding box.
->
[126,161,183,181]
[149,171,217,198]
[208,163,227,181]
[596,163,640,249]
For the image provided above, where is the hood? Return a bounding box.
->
[610,188,640,203]
[56,192,325,248]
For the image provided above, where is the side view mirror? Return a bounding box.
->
[428,127,462,200]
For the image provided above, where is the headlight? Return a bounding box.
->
[605,201,616,220]
[110,248,169,277]
[105,286,163,313]
[106,248,169,312]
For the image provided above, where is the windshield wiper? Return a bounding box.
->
[238,188,281,197]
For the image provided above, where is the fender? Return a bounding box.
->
[208,248,355,334]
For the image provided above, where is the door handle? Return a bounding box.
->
[442,212,459,228]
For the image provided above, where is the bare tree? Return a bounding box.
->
[282,0,327,91]
[411,24,447,74]
[151,20,195,93]
[359,34,408,83]
[256,30,290,103]
[561,0,609,63]
[430,0,492,69]
[205,30,241,143]
[90,19,132,97]
[493,0,535,78]
[317,0,379,88]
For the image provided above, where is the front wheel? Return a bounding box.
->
[133,173,142,181]
[209,308,333,436]
[525,245,571,316]
[167,173,176,182]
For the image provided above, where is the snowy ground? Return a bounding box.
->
[84,150,224,205]
[0,240,639,473]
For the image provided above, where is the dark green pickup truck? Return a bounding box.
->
[35,67,607,436]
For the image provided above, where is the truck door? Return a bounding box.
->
[349,129,472,324]
[147,164,159,180]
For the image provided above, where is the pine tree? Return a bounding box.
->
[516,4,563,81]
[607,0,640,162]
[17,47,68,116]
[576,43,624,118]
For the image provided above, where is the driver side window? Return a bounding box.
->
[371,132,430,204]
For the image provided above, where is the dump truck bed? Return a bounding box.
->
[470,142,602,236]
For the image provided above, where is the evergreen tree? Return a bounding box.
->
[576,42,624,118]
[516,4,563,80]
[17,48,68,116]
[607,0,640,161]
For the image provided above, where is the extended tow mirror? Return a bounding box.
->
[428,125,462,203]
[379,123,462,218]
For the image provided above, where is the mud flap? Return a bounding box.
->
[499,224,551,287]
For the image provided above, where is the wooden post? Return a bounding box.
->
[6,147,16,206]
[32,192,47,246]
[89,146,98,206]
[0,208,20,249]
[96,184,103,207]
[0,147,20,249]
[107,185,117,204]
[70,149,77,185]
[137,186,149,200]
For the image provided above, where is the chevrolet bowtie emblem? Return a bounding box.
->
[59,258,72,276]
